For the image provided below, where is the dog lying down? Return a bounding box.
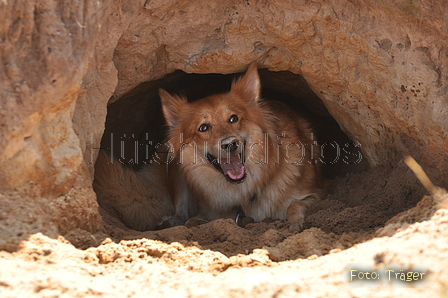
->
[94,62,324,231]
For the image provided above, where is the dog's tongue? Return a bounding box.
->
[220,154,245,180]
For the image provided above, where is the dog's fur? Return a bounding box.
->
[93,63,323,231]
[93,150,189,231]
[159,63,323,230]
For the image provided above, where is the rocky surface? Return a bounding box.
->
[78,0,448,183]
[0,0,109,249]
[105,0,448,181]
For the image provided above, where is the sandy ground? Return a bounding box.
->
[1,161,448,297]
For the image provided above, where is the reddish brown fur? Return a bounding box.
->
[160,63,323,230]
[93,151,175,231]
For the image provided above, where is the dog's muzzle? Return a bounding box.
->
[206,137,246,183]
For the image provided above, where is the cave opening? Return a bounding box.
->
[99,69,368,180]
[92,68,426,259]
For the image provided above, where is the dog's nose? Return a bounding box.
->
[221,136,239,153]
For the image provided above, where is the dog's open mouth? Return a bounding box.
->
[206,153,246,184]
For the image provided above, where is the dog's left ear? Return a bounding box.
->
[231,62,260,104]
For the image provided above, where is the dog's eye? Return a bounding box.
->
[198,123,209,132]
[229,114,238,123]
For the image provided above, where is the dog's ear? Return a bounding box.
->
[231,62,260,103]
[159,88,187,127]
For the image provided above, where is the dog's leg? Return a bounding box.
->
[155,162,195,229]
[185,216,210,228]
[287,195,318,231]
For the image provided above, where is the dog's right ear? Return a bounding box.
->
[158,89,187,127]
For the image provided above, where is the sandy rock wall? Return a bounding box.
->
[0,0,111,249]
[1,0,447,248]
[84,0,448,179]
[144,1,448,170]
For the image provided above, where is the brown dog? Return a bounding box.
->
[159,62,323,230]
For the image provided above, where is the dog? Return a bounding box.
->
[159,62,323,230]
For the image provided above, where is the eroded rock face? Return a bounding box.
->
[105,0,448,180]
[1,0,447,248]
[0,0,110,248]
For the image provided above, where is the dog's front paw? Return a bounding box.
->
[156,215,185,230]
[288,220,304,232]
[185,217,209,228]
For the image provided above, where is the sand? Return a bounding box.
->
[1,160,447,297]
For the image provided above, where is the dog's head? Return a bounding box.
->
[159,63,269,184]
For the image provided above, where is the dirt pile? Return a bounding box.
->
[1,192,447,297]
[1,161,447,297]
